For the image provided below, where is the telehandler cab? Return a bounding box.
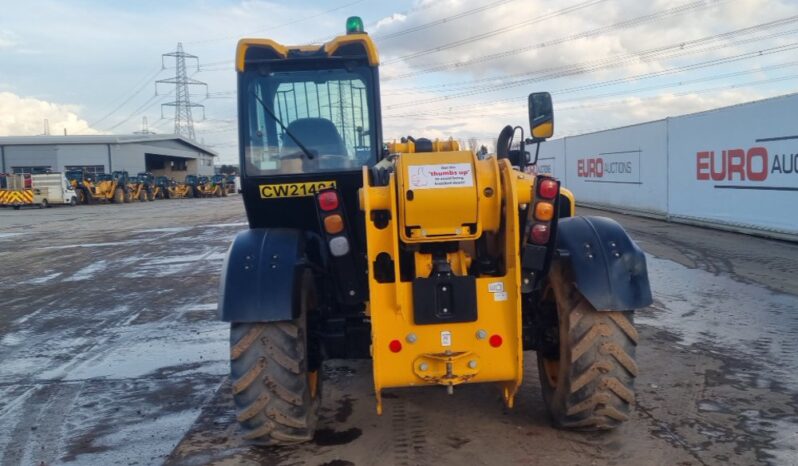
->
[155,176,173,199]
[184,175,201,198]
[219,17,652,445]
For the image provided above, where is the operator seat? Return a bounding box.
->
[283,118,349,169]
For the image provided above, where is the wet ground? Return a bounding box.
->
[0,199,796,465]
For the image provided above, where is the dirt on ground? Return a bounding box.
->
[1,199,796,466]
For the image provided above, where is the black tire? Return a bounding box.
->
[229,272,320,445]
[42,199,49,208]
[77,189,86,204]
[138,189,147,202]
[70,196,77,206]
[537,261,638,430]
[147,190,155,201]
[113,188,124,204]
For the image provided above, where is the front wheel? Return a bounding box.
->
[537,261,639,430]
[229,272,320,445]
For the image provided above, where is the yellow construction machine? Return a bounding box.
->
[218,17,652,445]
[90,171,130,203]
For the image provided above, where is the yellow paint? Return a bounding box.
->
[561,187,576,216]
[532,121,553,139]
[236,34,378,72]
[258,180,336,199]
[360,151,528,412]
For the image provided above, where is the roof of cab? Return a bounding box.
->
[235,33,379,72]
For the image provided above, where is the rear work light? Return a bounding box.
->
[530,223,550,244]
[328,236,350,257]
[318,190,339,211]
[324,214,344,234]
[538,179,558,199]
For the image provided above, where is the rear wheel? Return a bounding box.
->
[138,189,147,202]
[147,190,155,201]
[537,261,638,430]
[113,188,124,203]
[230,272,320,445]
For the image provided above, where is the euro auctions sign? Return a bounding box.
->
[576,150,641,184]
[668,93,798,235]
[695,139,798,189]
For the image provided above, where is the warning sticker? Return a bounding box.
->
[408,163,474,189]
[441,331,452,347]
[488,282,504,293]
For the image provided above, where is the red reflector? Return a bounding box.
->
[489,334,503,348]
[539,179,558,199]
[530,223,550,244]
[318,191,339,211]
[389,340,402,353]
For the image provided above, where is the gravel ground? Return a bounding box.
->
[0,198,796,466]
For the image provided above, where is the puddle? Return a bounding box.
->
[640,254,798,385]
[64,260,107,282]
[204,222,248,228]
[21,272,62,285]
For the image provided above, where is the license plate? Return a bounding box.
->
[259,181,337,199]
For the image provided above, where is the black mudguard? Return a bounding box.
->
[555,216,652,311]
[218,228,306,322]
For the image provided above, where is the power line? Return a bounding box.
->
[383,41,798,118]
[383,0,608,65]
[382,14,798,95]
[375,0,519,41]
[89,67,162,127]
[187,0,367,45]
[383,22,798,110]
[384,0,726,78]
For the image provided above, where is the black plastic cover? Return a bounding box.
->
[218,228,305,322]
[556,216,652,311]
[412,275,477,324]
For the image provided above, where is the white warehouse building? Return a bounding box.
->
[0,134,217,178]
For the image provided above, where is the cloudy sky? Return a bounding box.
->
[1,0,797,163]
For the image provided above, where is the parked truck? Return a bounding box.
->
[1,173,78,209]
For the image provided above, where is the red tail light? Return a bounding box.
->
[318,191,339,211]
[489,334,503,348]
[389,339,402,353]
[529,223,550,244]
[538,179,558,199]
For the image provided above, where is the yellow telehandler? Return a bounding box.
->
[218,17,652,445]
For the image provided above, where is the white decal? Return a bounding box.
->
[488,282,504,293]
[408,163,474,189]
[494,291,508,302]
[440,331,452,347]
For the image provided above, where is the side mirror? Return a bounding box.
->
[528,92,554,140]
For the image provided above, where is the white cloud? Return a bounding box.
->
[0,92,103,136]
[0,30,19,49]
[373,0,798,142]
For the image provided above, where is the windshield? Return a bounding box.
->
[243,67,376,176]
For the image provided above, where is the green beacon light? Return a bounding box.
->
[346,16,364,34]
